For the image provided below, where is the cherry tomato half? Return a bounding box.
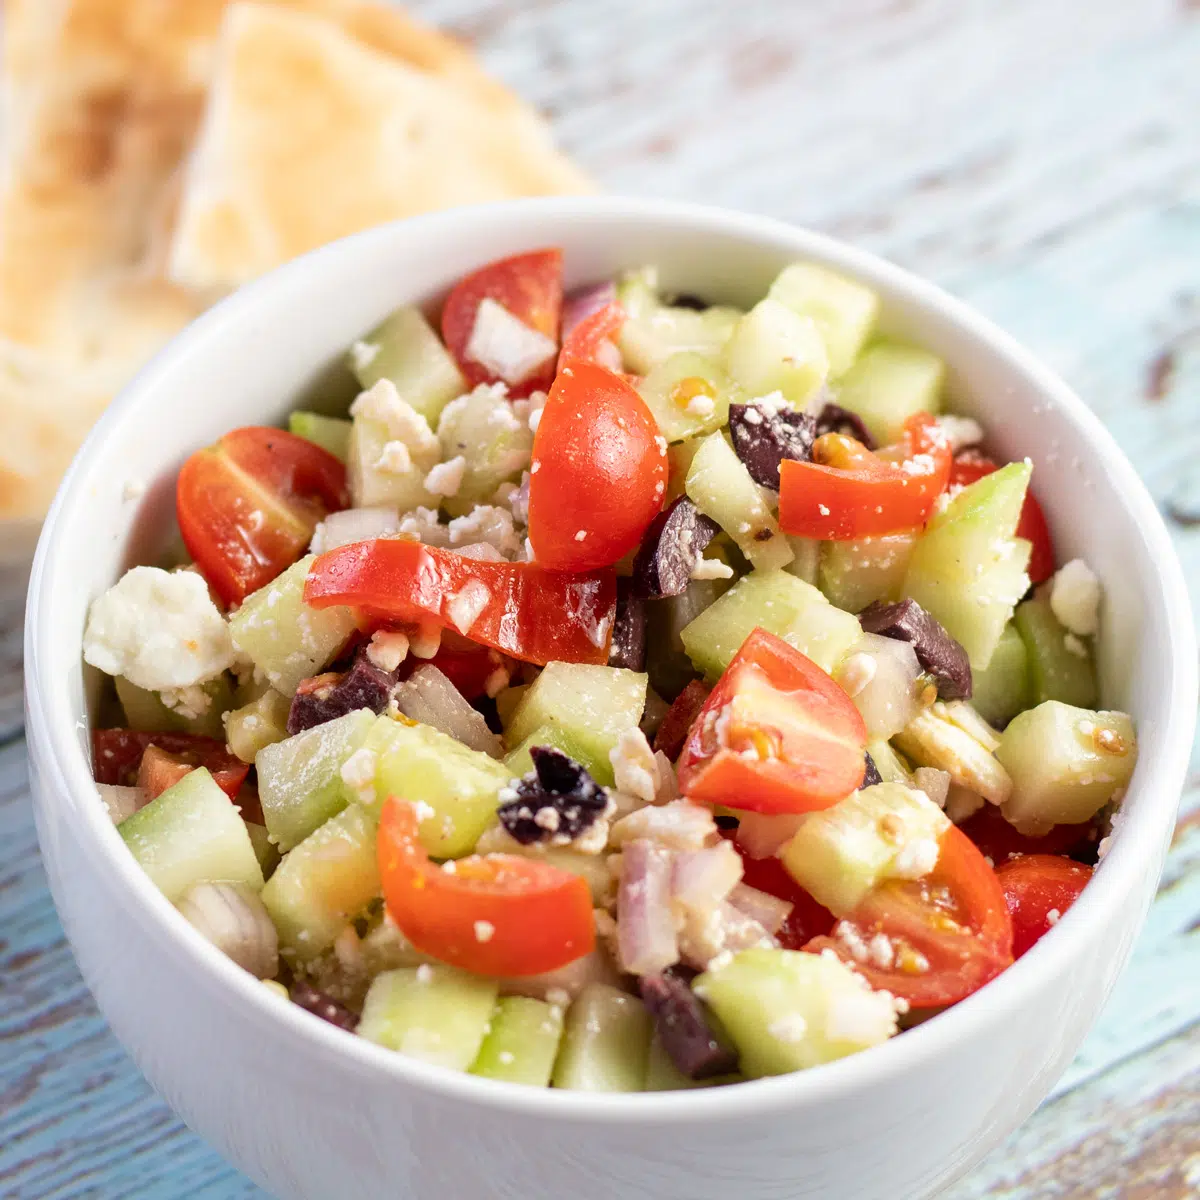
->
[677,629,868,814]
[805,825,1013,1008]
[177,427,347,606]
[995,854,1092,958]
[377,798,595,976]
[558,301,625,373]
[527,362,667,571]
[92,730,249,800]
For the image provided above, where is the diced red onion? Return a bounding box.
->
[670,842,743,919]
[390,665,502,758]
[727,883,793,936]
[617,840,679,975]
[561,281,617,340]
[309,507,399,554]
[465,297,557,386]
[843,633,922,740]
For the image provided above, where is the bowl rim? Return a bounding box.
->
[24,195,1198,1124]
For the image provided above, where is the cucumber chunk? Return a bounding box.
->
[779,782,949,916]
[685,432,792,570]
[260,803,379,962]
[114,673,234,740]
[833,341,944,446]
[645,578,731,700]
[767,263,879,378]
[616,270,741,375]
[494,684,527,728]
[119,767,263,903]
[363,715,512,858]
[256,708,376,852]
[666,438,703,504]
[348,306,466,425]
[359,965,498,1071]
[819,533,916,613]
[470,995,564,1086]
[503,722,608,785]
[1014,593,1097,709]
[229,556,358,696]
[903,461,1032,671]
[971,622,1031,728]
[996,702,1136,834]
[287,412,352,462]
[347,412,436,512]
[783,535,821,586]
[436,384,533,516]
[552,983,652,1092]
[723,298,829,408]
[637,352,730,443]
[224,688,291,764]
[504,664,648,787]
[865,738,912,784]
[694,948,898,1077]
[680,569,861,680]
[244,820,281,878]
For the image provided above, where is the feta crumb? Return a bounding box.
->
[768,1013,809,1043]
[1063,633,1089,658]
[866,933,895,969]
[160,684,211,721]
[351,380,439,455]
[416,964,434,984]
[425,458,465,499]
[339,748,377,804]
[366,629,409,673]
[1050,558,1101,636]
[447,579,491,635]
[350,339,380,372]
[892,837,940,880]
[484,665,511,697]
[690,556,734,581]
[374,439,412,474]
[818,503,831,517]
[528,407,543,434]
[412,800,436,823]
[464,297,557,385]
[936,415,984,453]
[839,651,877,697]
[545,988,571,1009]
[824,987,900,1045]
[397,505,451,547]
[609,728,661,805]
[574,529,588,542]
[1046,908,1062,926]
[474,920,496,943]
[448,505,521,558]
[83,566,235,691]
[441,859,457,874]
[685,394,716,419]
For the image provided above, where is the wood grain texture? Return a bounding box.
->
[1,0,1197,1196]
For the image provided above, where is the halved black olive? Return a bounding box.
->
[640,969,739,1080]
[632,497,721,598]
[609,578,648,670]
[497,747,608,844]
[859,598,973,700]
[815,402,877,450]
[287,649,395,734]
[728,401,817,489]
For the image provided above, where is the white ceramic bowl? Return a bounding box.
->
[25,198,1196,1200]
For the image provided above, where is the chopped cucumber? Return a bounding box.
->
[229,556,358,696]
[287,411,352,462]
[119,768,263,903]
[767,262,879,377]
[645,578,731,700]
[783,535,821,586]
[722,298,829,408]
[892,702,1011,806]
[347,412,437,511]
[260,803,379,962]
[616,270,741,374]
[636,352,729,443]
[436,385,532,516]
[694,948,898,1077]
[865,738,912,783]
[685,432,792,570]
[348,305,466,425]
[493,684,527,728]
[224,688,291,764]
[503,722,609,785]
[256,708,376,852]
[359,965,498,1070]
[470,996,564,1086]
[504,664,648,786]
[996,702,1137,834]
[779,782,949,916]
[819,533,916,613]
[363,715,512,858]
[903,461,1032,671]
[552,983,652,1092]
[114,673,233,740]
[680,569,861,680]
[833,341,944,445]
[971,622,1031,728]
[1014,593,1097,709]
[666,438,703,503]
[244,820,280,878]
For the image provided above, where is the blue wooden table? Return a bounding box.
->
[2,0,1198,1195]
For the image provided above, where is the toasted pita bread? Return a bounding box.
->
[167,3,592,292]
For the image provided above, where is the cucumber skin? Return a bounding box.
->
[359,966,498,1071]
[1014,595,1097,709]
[971,621,1032,728]
[616,271,741,375]
[552,983,652,1093]
[224,688,291,765]
[470,996,564,1087]
[645,579,730,700]
[119,767,263,903]
[287,412,352,462]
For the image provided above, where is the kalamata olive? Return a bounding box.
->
[639,969,739,1080]
[632,497,720,598]
[858,598,973,700]
[653,678,712,760]
[728,401,817,489]
[609,578,648,670]
[289,979,358,1032]
[497,747,608,845]
[862,751,883,789]
[287,650,396,734]
[815,402,877,450]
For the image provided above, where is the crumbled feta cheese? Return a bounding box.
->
[464,297,557,386]
[474,920,495,943]
[366,630,409,673]
[397,505,451,547]
[412,800,436,823]
[374,439,412,474]
[1050,558,1101,637]
[892,836,940,880]
[310,506,401,554]
[866,933,895,970]
[685,394,716,420]
[690,556,734,581]
[824,987,900,1045]
[768,1013,809,1043]
[448,505,521,558]
[574,529,588,542]
[528,407,543,434]
[425,456,466,497]
[839,651,877,698]
[752,391,789,414]
[1063,633,1089,658]
[447,579,491,635]
[416,963,434,984]
[350,339,380,372]
[936,415,984,453]
[339,748,377,805]
[351,380,439,456]
[83,566,235,691]
[1046,908,1062,926]
[818,503,831,516]
[545,987,571,1009]
[834,921,869,963]
[610,800,716,851]
[609,728,661,805]
[160,685,211,721]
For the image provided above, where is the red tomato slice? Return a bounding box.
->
[558,301,625,372]
[958,803,1094,865]
[995,854,1092,958]
[377,798,595,976]
[92,730,249,800]
[136,745,197,799]
[653,679,711,761]
[441,249,563,397]
[949,453,1056,583]
[733,849,836,950]
[778,413,952,540]
[806,825,1013,1008]
[677,629,868,814]
[304,538,616,666]
[177,427,348,606]
[527,362,667,571]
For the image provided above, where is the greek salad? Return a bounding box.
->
[83,249,1137,1090]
